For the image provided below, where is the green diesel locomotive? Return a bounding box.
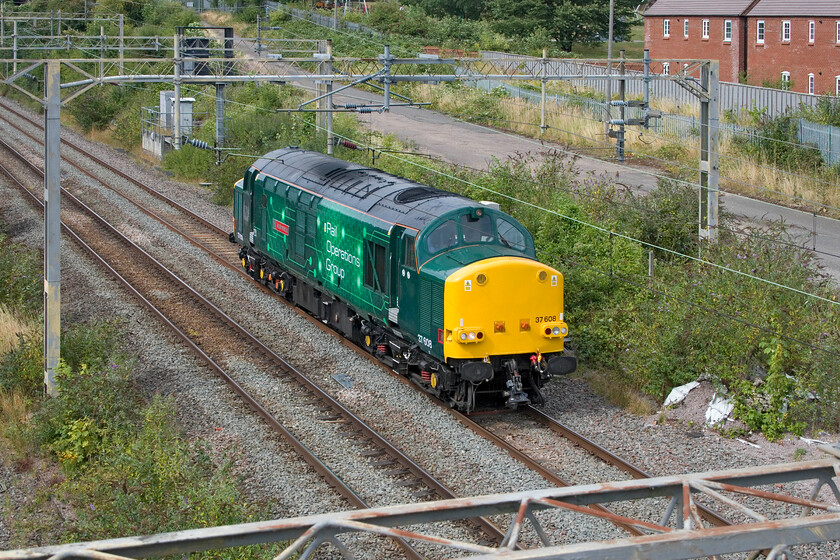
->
[231,148,576,411]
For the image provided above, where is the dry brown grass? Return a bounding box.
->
[0,305,35,356]
[409,82,840,209]
[584,370,658,416]
[717,135,836,208]
[0,388,29,431]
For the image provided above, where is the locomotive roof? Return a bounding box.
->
[251,148,475,232]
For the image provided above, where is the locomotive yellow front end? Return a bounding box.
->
[442,256,576,407]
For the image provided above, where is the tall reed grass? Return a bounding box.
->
[405,83,840,211]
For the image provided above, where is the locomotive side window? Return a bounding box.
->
[426,219,458,254]
[364,241,387,292]
[402,235,416,268]
[461,214,494,244]
[495,217,527,251]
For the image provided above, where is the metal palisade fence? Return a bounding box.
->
[798,119,840,166]
[188,3,839,165]
[480,51,823,118]
[477,52,838,163]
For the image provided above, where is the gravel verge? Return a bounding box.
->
[1,96,839,558]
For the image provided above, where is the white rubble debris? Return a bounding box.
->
[663,381,700,407]
[705,393,734,426]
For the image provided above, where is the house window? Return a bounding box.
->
[781,71,790,90]
[757,20,765,43]
[836,76,840,96]
[836,21,840,42]
[782,20,791,42]
[664,19,670,38]
[808,73,815,95]
[724,20,732,42]
[809,21,815,43]
[702,20,710,39]
[684,19,689,38]
[662,62,670,75]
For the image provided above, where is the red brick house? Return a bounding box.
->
[644,0,840,95]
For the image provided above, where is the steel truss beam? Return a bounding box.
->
[2,447,839,560]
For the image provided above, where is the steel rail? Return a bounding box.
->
[0,99,228,237]
[0,146,428,560]
[0,100,729,541]
[0,141,509,558]
[0,105,698,538]
[0,107,239,275]
[522,405,734,529]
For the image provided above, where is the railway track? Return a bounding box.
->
[0,135,511,558]
[0,99,734,543]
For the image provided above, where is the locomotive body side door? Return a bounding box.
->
[395,230,418,337]
[252,172,267,250]
[233,178,246,244]
[240,171,254,246]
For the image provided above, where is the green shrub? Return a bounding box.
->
[58,396,270,551]
[68,86,132,133]
[0,234,42,315]
[0,330,43,397]
[628,179,699,259]
[735,114,826,171]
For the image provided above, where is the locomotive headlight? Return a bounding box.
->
[455,328,484,344]
[542,322,569,339]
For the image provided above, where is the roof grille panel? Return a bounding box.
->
[394,186,445,204]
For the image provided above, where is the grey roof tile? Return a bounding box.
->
[747,0,840,16]
[644,0,756,16]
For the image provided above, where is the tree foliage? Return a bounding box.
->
[403,0,484,20]
[486,0,636,51]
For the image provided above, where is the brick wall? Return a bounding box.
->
[645,15,745,82]
[745,17,840,95]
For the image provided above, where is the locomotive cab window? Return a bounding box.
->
[495,216,527,251]
[364,240,388,292]
[461,213,494,244]
[426,219,459,254]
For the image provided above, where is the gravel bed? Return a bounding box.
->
[2,96,839,558]
[540,376,840,557]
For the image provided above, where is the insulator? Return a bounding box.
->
[343,104,358,110]
[185,137,211,150]
[358,107,372,114]
[338,139,358,150]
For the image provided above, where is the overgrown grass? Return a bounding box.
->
[0,221,277,554]
[361,148,839,438]
[143,72,840,439]
[13,2,836,445]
